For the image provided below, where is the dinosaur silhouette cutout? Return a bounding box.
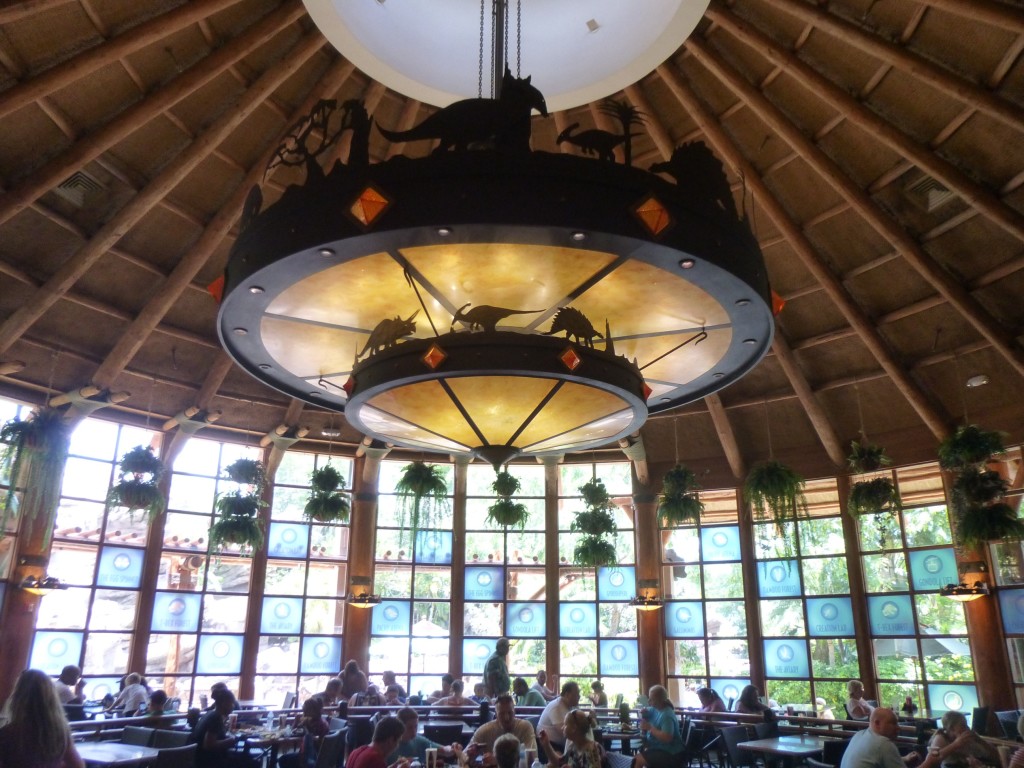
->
[449,303,542,333]
[556,122,629,162]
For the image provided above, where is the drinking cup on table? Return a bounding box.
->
[526,749,537,766]
[786,705,794,716]
[279,713,288,729]
[229,713,238,731]
[426,747,438,768]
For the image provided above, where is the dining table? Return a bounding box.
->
[738,734,834,767]
[76,742,160,767]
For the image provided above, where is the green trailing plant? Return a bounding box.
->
[303,464,350,524]
[744,460,807,537]
[106,445,166,522]
[486,471,529,529]
[394,461,449,546]
[571,478,618,568]
[938,425,1006,470]
[847,440,891,474]
[657,464,704,526]
[0,407,71,548]
[209,458,267,555]
[848,477,902,517]
[957,502,1024,549]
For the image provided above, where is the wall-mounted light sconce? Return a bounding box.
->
[939,561,990,602]
[347,575,381,608]
[630,578,664,611]
[17,556,67,596]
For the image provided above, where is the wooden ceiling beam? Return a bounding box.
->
[705,393,746,479]
[655,62,951,440]
[90,56,358,390]
[686,38,1024,383]
[623,85,673,160]
[708,3,1024,244]
[0,0,307,229]
[0,0,249,121]
[771,331,846,466]
[0,30,326,360]
[757,0,1024,135]
[915,0,1024,35]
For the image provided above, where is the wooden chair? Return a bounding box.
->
[720,726,758,768]
[153,743,197,768]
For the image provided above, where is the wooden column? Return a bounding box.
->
[836,474,878,697]
[542,456,562,689]
[343,454,380,673]
[633,480,665,693]
[737,497,765,688]
[449,456,470,676]
[238,443,273,700]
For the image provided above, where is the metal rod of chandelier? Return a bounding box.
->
[488,0,521,99]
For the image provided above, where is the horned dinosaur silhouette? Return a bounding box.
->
[356,311,419,360]
[377,68,547,153]
[649,141,738,219]
[544,307,603,348]
[555,122,632,162]
[449,303,542,333]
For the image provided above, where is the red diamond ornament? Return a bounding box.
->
[642,382,653,400]
[634,195,671,235]
[422,344,447,370]
[342,376,355,396]
[560,347,582,371]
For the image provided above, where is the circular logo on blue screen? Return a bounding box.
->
[675,607,692,624]
[113,554,132,571]
[769,565,786,583]
[274,602,292,619]
[923,555,943,574]
[609,571,626,587]
[213,640,232,659]
[477,572,493,586]
[1016,596,1024,614]
[167,598,187,616]
[611,644,628,662]
[819,603,839,621]
[943,691,964,710]
[425,534,441,551]
[383,606,400,621]
[712,532,729,548]
[281,528,298,544]
[881,601,900,619]
[518,608,534,623]
[47,638,68,658]
[477,644,491,659]
[93,684,111,698]
[776,644,795,662]
[314,642,331,659]
[723,685,739,699]
[570,608,586,623]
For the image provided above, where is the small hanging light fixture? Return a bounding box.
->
[939,561,991,602]
[347,575,382,608]
[630,578,664,611]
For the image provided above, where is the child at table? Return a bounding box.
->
[279,698,329,768]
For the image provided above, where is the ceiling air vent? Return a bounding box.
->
[904,174,955,213]
[54,170,104,208]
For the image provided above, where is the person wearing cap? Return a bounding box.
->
[485,638,511,698]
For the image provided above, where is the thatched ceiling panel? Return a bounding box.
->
[707,31,777,89]
[73,253,173,315]
[0,106,68,179]
[112,208,203,275]
[883,301,982,360]
[868,181,969,244]
[233,23,310,83]
[822,377,929,446]
[173,154,246,220]
[792,334,870,388]
[758,241,813,298]
[714,112,792,181]
[805,208,894,274]
[910,10,1018,83]
[836,0,916,34]
[864,72,970,146]
[166,71,249,138]
[741,395,819,456]
[161,293,220,340]
[213,107,283,174]
[0,208,85,278]
[774,289,848,341]
[124,27,217,96]
[797,30,884,94]
[674,53,742,118]
[717,353,789,406]
[916,347,1023,418]
[741,0,814,47]
[11,337,103,395]
[48,62,144,135]
[32,303,132,360]
[973,275,1024,331]
[102,116,190,184]
[1,7,101,75]
[843,260,938,318]
[939,113,1024,188]
[817,121,904,190]
[639,77,701,145]
[925,215,1024,285]
[208,0,284,40]
[761,72,844,140]
[761,157,847,224]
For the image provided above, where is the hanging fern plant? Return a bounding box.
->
[744,460,807,536]
[572,478,618,568]
[209,457,267,555]
[847,440,891,474]
[938,425,1006,470]
[106,445,166,522]
[394,461,449,546]
[303,464,350,524]
[849,477,902,517]
[957,502,1024,549]
[658,464,704,527]
[0,407,71,548]
[486,471,529,529]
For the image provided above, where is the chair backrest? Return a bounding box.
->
[754,721,778,740]
[823,738,851,766]
[972,706,991,735]
[284,691,298,709]
[423,723,465,744]
[348,717,375,750]
[720,726,755,768]
[165,697,181,712]
[996,711,1021,740]
[614,693,624,709]
[121,725,156,746]
[806,758,833,768]
[63,704,86,721]
[154,743,197,768]
[153,729,191,748]
[329,717,347,731]
[315,730,347,768]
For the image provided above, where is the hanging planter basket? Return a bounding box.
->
[571,478,617,567]
[0,407,72,547]
[303,464,350,524]
[573,535,618,568]
[744,460,807,536]
[848,477,902,517]
[938,425,1006,470]
[486,497,530,528]
[847,440,891,474]
[956,502,1024,549]
[209,458,267,555]
[106,445,166,522]
[658,464,704,527]
[395,461,449,546]
[491,471,521,498]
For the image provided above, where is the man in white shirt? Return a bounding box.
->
[841,709,936,768]
[54,665,85,704]
[537,681,580,746]
[531,670,557,702]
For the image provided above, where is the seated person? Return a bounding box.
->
[194,687,258,768]
[494,734,522,768]
[348,716,409,768]
[139,690,175,728]
[53,665,86,705]
[842,708,936,768]
[427,675,454,705]
[382,672,407,702]
[928,711,1000,768]
[106,672,148,715]
[279,698,329,768]
[538,683,581,749]
[317,678,343,707]
[846,680,875,721]
[735,685,775,720]
[437,680,473,707]
[385,685,405,706]
[539,710,603,768]
[589,682,608,708]
[387,707,459,763]
[513,677,546,708]
[695,687,726,713]
[354,684,386,708]
[472,683,489,704]
[634,685,684,768]
[468,694,537,765]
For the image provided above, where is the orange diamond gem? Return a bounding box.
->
[560,347,582,371]
[643,382,653,400]
[422,344,447,370]
[350,186,390,226]
[342,376,355,396]
[635,195,671,235]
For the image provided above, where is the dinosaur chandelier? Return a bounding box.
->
[217,6,773,468]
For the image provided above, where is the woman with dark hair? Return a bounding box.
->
[735,685,774,719]
[695,688,726,713]
[0,668,85,768]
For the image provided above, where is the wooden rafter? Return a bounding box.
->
[915,0,1024,35]
[705,393,746,479]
